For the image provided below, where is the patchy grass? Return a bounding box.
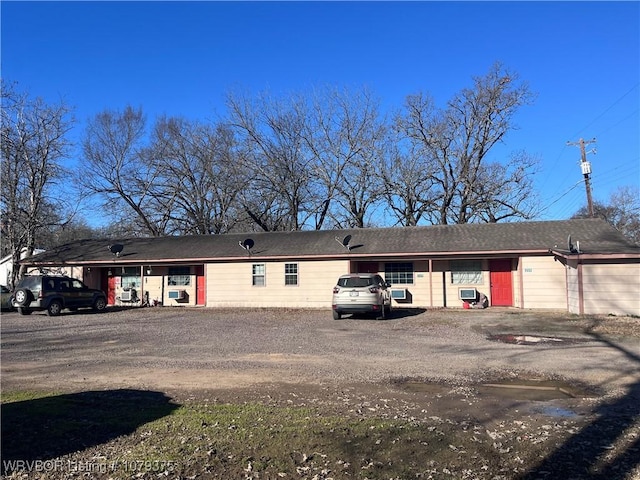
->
[2,389,617,480]
[1,390,60,403]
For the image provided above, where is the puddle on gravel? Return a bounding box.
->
[399,379,593,401]
[476,380,583,401]
[531,405,581,418]
[400,382,450,395]
[487,334,589,345]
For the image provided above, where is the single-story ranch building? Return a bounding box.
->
[19,218,640,316]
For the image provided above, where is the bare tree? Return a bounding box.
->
[38,218,100,249]
[332,149,386,228]
[395,63,539,224]
[81,106,169,236]
[304,86,388,229]
[572,185,640,245]
[1,82,74,287]
[388,92,444,226]
[148,117,243,234]
[609,186,640,245]
[381,127,440,227]
[456,149,540,223]
[226,90,315,231]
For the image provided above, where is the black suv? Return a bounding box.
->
[12,275,107,316]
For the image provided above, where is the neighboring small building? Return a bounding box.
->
[0,248,45,288]
[18,219,640,316]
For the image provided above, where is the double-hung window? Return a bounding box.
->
[450,260,483,284]
[284,263,298,286]
[252,264,266,286]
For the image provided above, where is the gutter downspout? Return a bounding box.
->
[442,271,447,308]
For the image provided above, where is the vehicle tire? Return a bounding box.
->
[47,300,63,317]
[376,303,386,320]
[14,288,32,307]
[93,296,107,312]
[17,307,32,315]
[333,310,341,320]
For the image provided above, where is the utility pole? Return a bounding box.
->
[567,137,596,217]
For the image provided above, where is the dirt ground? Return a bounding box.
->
[1,307,639,479]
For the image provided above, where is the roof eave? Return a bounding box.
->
[20,248,554,266]
[549,249,640,260]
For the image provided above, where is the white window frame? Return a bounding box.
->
[450,260,483,284]
[284,263,298,286]
[252,263,266,286]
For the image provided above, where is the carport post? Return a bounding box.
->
[140,265,145,307]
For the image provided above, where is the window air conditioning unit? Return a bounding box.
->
[391,289,407,300]
[168,290,186,300]
[121,290,133,302]
[459,288,477,301]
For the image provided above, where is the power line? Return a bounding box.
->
[555,192,586,219]
[537,84,638,197]
[539,179,586,215]
[570,82,640,139]
[593,107,640,138]
[591,157,640,187]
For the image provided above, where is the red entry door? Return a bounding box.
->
[195,266,205,305]
[107,276,117,305]
[489,259,513,306]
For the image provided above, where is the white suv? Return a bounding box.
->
[332,274,392,320]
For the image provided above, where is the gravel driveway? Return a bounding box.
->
[3,307,640,480]
[2,307,639,396]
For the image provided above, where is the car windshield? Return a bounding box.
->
[338,277,374,288]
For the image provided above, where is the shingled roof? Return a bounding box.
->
[22,218,639,266]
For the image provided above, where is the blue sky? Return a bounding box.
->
[2,1,639,225]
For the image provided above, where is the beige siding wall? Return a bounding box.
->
[431,260,450,307]
[354,260,433,308]
[82,256,636,315]
[582,262,640,316]
[163,278,197,306]
[430,260,491,308]
[153,266,198,306]
[350,259,490,309]
[206,260,350,308]
[143,275,165,305]
[107,267,198,307]
[409,260,431,307]
[415,255,566,310]
[520,256,567,309]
